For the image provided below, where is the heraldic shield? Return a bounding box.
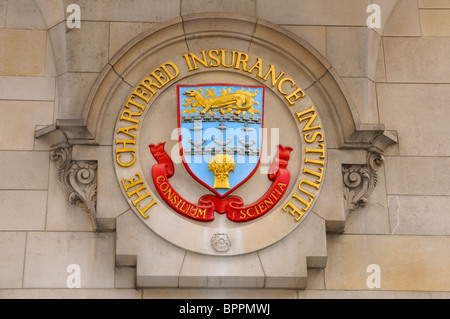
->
[178,84,264,198]
[149,83,293,223]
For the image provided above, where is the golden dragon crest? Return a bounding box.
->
[182,87,260,116]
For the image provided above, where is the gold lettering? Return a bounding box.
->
[221,50,236,68]
[262,64,285,87]
[277,77,296,95]
[208,49,221,67]
[150,68,169,87]
[115,138,136,167]
[299,178,320,192]
[291,192,314,215]
[303,166,324,184]
[305,143,325,159]
[120,109,142,124]
[298,179,318,199]
[126,95,147,111]
[116,125,138,139]
[133,86,152,104]
[136,198,157,217]
[186,51,208,71]
[197,208,206,219]
[115,139,136,153]
[304,158,325,166]
[160,62,179,80]
[304,131,324,144]
[159,182,170,192]
[234,51,249,71]
[183,53,195,71]
[116,152,136,167]
[285,87,305,106]
[121,173,157,219]
[248,58,263,78]
[140,77,161,95]
[258,203,267,213]
[296,106,321,132]
[282,200,305,222]
[121,174,142,192]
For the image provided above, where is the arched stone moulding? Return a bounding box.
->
[36,13,397,234]
[34,12,399,288]
[37,13,395,150]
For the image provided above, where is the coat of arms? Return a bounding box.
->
[179,84,263,197]
[149,84,293,223]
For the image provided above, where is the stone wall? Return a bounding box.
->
[0,0,449,299]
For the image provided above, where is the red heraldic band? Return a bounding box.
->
[149,143,293,223]
[199,145,293,222]
[149,143,216,222]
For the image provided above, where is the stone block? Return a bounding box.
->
[115,267,137,289]
[116,211,186,288]
[342,77,378,124]
[376,40,386,82]
[258,213,327,289]
[305,269,325,290]
[0,101,54,151]
[0,0,6,28]
[182,0,256,16]
[5,0,46,29]
[282,26,326,58]
[0,232,26,288]
[257,0,370,26]
[0,289,142,299]
[179,253,265,288]
[383,0,421,36]
[65,0,180,22]
[49,21,109,75]
[56,72,99,119]
[420,9,450,36]
[0,29,46,76]
[0,191,47,231]
[0,76,55,100]
[384,37,450,83]
[0,151,49,190]
[251,19,329,84]
[109,22,155,59]
[45,34,57,77]
[34,0,65,29]
[326,27,381,79]
[23,232,115,288]
[326,235,450,291]
[377,83,450,156]
[385,156,450,196]
[418,0,450,8]
[110,17,186,84]
[183,13,257,55]
[388,195,450,235]
[142,288,297,299]
[95,77,134,146]
[298,290,432,299]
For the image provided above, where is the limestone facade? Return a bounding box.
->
[0,0,449,299]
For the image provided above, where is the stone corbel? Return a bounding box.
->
[342,147,385,215]
[50,144,98,231]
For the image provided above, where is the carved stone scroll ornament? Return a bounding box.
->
[342,148,385,214]
[50,145,98,231]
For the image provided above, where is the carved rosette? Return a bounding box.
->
[50,145,98,231]
[343,148,385,214]
[211,233,232,252]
